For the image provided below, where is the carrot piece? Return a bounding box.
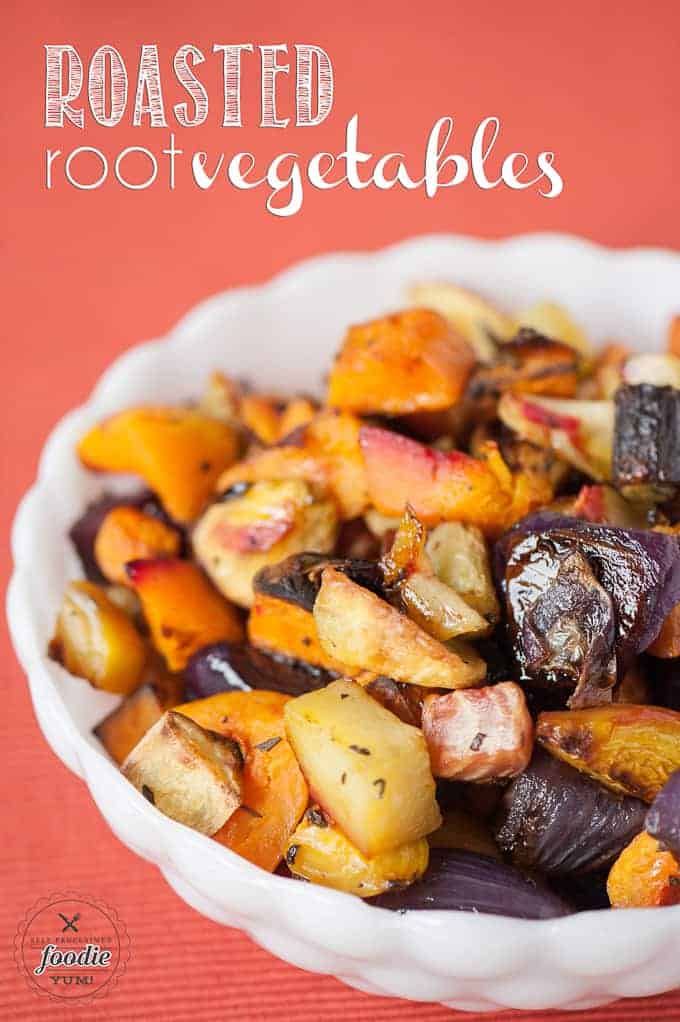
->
[607,831,680,908]
[127,558,243,670]
[94,506,181,585]
[78,407,239,522]
[176,691,308,871]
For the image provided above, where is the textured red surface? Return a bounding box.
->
[3,0,680,1018]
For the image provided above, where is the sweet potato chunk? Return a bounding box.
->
[127,558,243,670]
[284,680,441,856]
[327,308,475,415]
[177,690,308,871]
[78,407,239,522]
[537,704,680,802]
[218,410,368,519]
[285,811,429,897]
[314,567,485,689]
[94,506,181,585]
[49,580,147,694]
[408,282,513,361]
[422,682,533,781]
[193,480,337,608]
[607,831,680,908]
[122,710,242,835]
[247,592,351,675]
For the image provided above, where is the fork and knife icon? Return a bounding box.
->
[58,912,80,932]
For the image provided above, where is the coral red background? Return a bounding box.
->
[3,1,680,1018]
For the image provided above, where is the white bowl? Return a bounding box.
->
[8,233,680,1013]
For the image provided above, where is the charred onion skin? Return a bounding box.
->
[369,848,572,919]
[613,384,680,500]
[494,751,646,876]
[253,553,384,612]
[184,641,333,699]
[496,513,680,706]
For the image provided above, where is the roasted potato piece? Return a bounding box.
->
[193,480,338,608]
[468,329,579,400]
[513,301,592,359]
[498,393,614,481]
[607,831,680,908]
[248,592,351,675]
[78,407,239,523]
[122,710,243,835]
[425,522,499,620]
[537,704,680,802]
[284,680,441,856]
[94,506,181,585]
[422,682,533,781]
[314,567,486,689]
[127,558,243,670]
[428,807,501,860]
[285,810,429,897]
[177,690,308,871]
[49,580,147,694]
[408,282,513,362]
[401,571,490,641]
[327,308,475,416]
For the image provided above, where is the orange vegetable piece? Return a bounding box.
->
[247,592,352,675]
[359,426,548,537]
[78,407,239,522]
[607,831,680,908]
[127,558,243,670]
[94,506,181,585]
[328,308,475,416]
[278,398,317,438]
[176,691,308,871]
[240,395,282,445]
[218,410,368,520]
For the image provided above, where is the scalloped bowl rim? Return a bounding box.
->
[7,232,680,1013]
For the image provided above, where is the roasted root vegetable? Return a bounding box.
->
[613,384,680,502]
[645,770,680,859]
[127,558,243,670]
[314,567,486,689]
[93,506,181,585]
[425,521,499,619]
[370,848,571,918]
[49,581,147,694]
[122,710,243,835]
[607,831,680,908]
[284,680,441,856]
[78,407,239,522]
[568,484,647,528]
[94,661,184,764]
[185,641,332,699]
[248,592,350,675]
[284,810,429,897]
[498,393,614,480]
[408,282,513,361]
[327,308,475,415]
[218,410,368,519]
[363,676,426,727]
[422,682,533,781]
[513,301,591,359]
[468,329,579,400]
[193,479,338,608]
[360,426,548,537]
[537,704,680,802]
[494,751,647,876]
[177,690,308,870]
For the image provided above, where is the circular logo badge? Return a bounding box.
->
[14,892,130,1003]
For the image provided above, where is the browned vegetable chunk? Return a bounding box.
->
[537,704,680,802]
[94,660,184,765]
[247,591,351,675]
[327,308,475,416]
[468,329,579,400]
[127,558,244,670]
[422,682,533,781]
[607,831,680,908]
[94,506,181,585]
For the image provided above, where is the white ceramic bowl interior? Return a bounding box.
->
[8,234,680,1013]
